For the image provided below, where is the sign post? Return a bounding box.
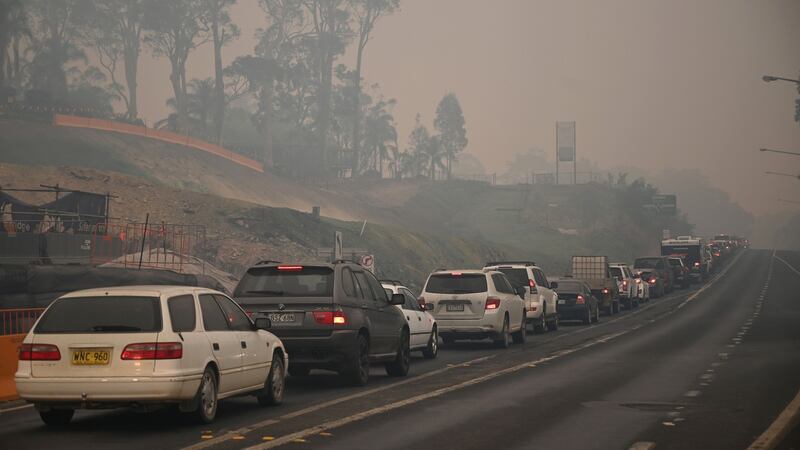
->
[556,121,576,184]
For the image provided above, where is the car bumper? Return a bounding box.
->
[557,305,589,321]
[278,329,359,369]
[15,374,200,403]
[437,315,503,338]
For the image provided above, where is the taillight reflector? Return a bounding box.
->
[121,342,183,360]
[576,295,585,305]
[485,297,501,310]
[528,279,536,288]
[19,344,61,361]
[313,311,347,325]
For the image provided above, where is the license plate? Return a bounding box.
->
[269,313,296,323]
[557,299,566,305]
[72,349,110,365]
[446,303,465,312]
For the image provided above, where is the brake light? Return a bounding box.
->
[485,297,501,310]
[277,265,303,271]
[648,278,656,285]
[623,280,628,287]
[18,344,61,361]
[528,279,536,288]
[576,295,585,305]
[602,288,609,294]
[121,342,182,360]
[451,272,463,276]
[313,311,347,325]
[694,262,700,267]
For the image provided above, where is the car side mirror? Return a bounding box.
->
[390,293,405,305]
[254,317,272,330]
[550,281,558,289]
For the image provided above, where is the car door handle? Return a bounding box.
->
[213,343,220,351]
[417,316,422,321]
[406,316,410,320]
[241,341,247,349]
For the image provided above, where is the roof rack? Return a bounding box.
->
[485,261,536,267]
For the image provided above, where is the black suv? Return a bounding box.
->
[233,261,410,385]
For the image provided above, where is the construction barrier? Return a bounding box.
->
[52,114,264,173]
[0,308,45,401]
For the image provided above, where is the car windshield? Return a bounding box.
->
[235,266,334,297]
[35,296,161,333]
[634,258,660,269]
[609,267,623,278]
[425,274,487,294]
[496,268,529,288]
[668,259,682,266]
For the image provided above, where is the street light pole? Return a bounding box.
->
[760,148,800,157]
[763,75,800,85]
[778,198,800,205]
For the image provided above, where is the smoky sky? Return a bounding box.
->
[134,0,800,216]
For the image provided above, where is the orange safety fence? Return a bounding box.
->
[52,114,264,173]
[0,308,45,402]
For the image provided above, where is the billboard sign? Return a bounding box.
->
[556,121,576,162]
[653,194,677,215]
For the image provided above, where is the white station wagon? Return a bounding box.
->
[15,286,287,425]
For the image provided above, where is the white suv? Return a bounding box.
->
[15,286,287,425]
[610,263,639,309]
[482,261,559,334]
[381,281,438,359]
[420,270,526,348]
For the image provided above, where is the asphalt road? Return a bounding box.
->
[1,249,798,450]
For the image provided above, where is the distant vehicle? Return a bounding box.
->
[667,257,690,288]
[233,261,409,386]
[633,273,651,302]
[382,280,438,359]
[482,261,559,334]
[633,256,674,297]
[551,279,599,325]
[420,270,527,348]
[609,263,639,309]
[662,236,709,281]
[15,286,287,425]
[569,256,620,314]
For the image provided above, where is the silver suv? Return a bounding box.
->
[420,269,527,348]
[482,261,559,334]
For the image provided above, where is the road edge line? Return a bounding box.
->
[747,387,800,450]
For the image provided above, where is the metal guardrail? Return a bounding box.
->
[0,308,45,336]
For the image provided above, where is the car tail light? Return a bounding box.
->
[623,280,628,288]
[485,297,501,310]
[602,288,609,295]
[18,344,61,361]
[277,265,303,271]
[648,278,656,285]
[694,262,700,267]
[313,311,347,325]
[576,295,585,305]
[451,272,463,276]
[121,342,183,360]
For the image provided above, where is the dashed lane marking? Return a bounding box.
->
[629,441,656,450]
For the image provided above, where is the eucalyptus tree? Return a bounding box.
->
[433,93,468,180]
[199,0,239,144]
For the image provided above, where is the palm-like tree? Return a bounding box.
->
[424,135,446,180]
[156,78,216,136]
[361,99,397,177]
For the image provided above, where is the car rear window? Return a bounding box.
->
[496,268,529,288]
[554,281,583,292]
[634,258,660,269]
[35,296,161,334]
[235,266,334,297]
[425,274,487,294]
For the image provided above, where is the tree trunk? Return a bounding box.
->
[261,87,274,167]
[170,68,186,133]
[123,40,139,119]
[351,42,364,177]
[212,17,225,145]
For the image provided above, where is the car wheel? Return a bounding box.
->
[288,366,310,378]
[534,309,546,334]
[594,305,600,323]
[386,329,410,377]
[612,301,620,314]
[422,326,438,359]
[512,312,527,344]
[343,333,370,386]
[39,409,74,426]
[582,306,592,325]
[547,313,559,331]
[257,356,285,406]
[494,315,510,348]
[193,367,218,424]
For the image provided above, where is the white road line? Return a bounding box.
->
[774,254,800,277]
[0,404,33,414]
[629,442,656,450]
[684,390,702,397]
[244,331,635,450]
[748,387,800,450]
[676,250,744,310]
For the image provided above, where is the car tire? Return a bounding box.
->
[288,366,311,378]
[386,329,410,377]
[257,356,285,406]
[594,305,600,323]
[422,326,438,359]
[343,333,370,386]
[494,315,511,349]
[192,367,218,424]
[533,310,546,334]
[612,300,620,314]
[547,313,559,331]
[583,307,592,325]
[39,409,74,426]
[512,312,527,344]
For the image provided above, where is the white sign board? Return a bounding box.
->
[360,254,375,273]
[556,121,576,162]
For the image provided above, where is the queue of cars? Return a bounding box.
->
[15,235,742,426]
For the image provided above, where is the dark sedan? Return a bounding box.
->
[553,279,600,325]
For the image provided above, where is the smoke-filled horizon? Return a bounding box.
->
[132,0,800,217]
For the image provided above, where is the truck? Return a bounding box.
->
[661,236,709,281]
[569,256,620,314]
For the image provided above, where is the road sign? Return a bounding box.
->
[556,122,576,162]
[653,194,677,215]
[360,254,375,273]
